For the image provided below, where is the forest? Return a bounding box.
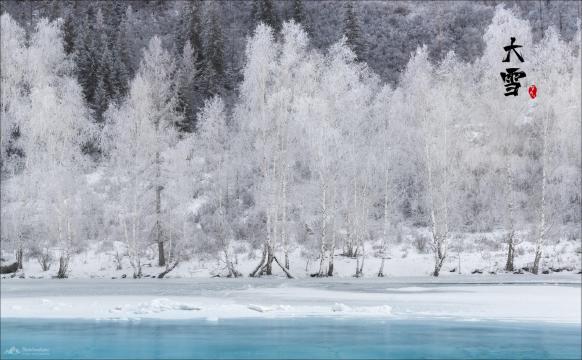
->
[0,1,580,279]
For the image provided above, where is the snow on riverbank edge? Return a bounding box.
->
[1,278,580,324]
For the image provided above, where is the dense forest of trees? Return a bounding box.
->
[1,1,580,121]
[1,1,580,278]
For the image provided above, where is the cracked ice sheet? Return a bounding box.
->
[1,278,579,323]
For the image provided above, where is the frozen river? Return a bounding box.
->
[1,317,581,359]
[2,276,580,358]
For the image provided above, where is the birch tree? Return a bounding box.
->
[237,23,297,278]
[196,96,242,277]
[103,36,180,275]
[529,27,580,273]
[400,46,452,276]
[235,23,279,276]
[371,85,396,277]
[480,6,533,272]
[0,17,93,276]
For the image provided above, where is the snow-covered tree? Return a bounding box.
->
[103,36,180,275]
[1,15,93,276]
[528,27,581,273]
[481,7,532,272]
[1,13,27,176]
[399,46,452,276]
[235,23,280,276]
[194,96,243,277]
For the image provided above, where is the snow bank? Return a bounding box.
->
[1,278,579,323]
[109,298,201,315]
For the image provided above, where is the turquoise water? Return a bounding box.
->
[1,318,580,359]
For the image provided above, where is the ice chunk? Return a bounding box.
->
[331,303,351,312]
[248,304,293,313]
[110,298,200,315]
[248,304,270,312]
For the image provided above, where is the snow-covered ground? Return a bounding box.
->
[2,235,579,324]
[3,235,580,280]
[1,276,580,324]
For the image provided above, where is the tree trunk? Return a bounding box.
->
[154,128,165,266]
[264,245,273,275]
[533,113,549,275]
[317,183,328,277]
[532,249,542,275]
[56,254,69,278]
[157,238,165,267]
[505,160,515,271]
[344,243,356,257]
[249,245,267,277]
[532,114,551,275]
[273,256,294,279]
[432,243,445,277]
[327,185,336,277]
[327,257,334,277]
[503,150,516,273]
[227,261,243,278]
[355,256,361,277]
[38,248,51,271]
[158,260,179,278]
[378,258,385,277]
[357,244,365,277]
[327,225,334,276]
[379,177,389,278]
[156,181,165,267]
[354,243,364,278]
[133,262,142,279]
[282,162,289,271]
[16,247,23,270]
[317,252,327,277]
[433,264,441,277]
[505,231,515,272]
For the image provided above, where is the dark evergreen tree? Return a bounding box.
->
[173,4,189,55]
[176,0,204,67]
[175,41,198,132]
[75,4,99,107]
[47,0,61,21]
[251,0,280,32]
[343,1,366,61]
[251,0,260,27]
[72,5,123,123]
[106,1,125,32]
[203,5,225,97]
[111,32,130,99]
[117,5,137,79]
[173,1,206,131]
[103,4,134,101]
[93,77,109,124]
[292,0,305,25]
[62,11,76,55]
[93,31,115,122]
[262,0,279,31]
